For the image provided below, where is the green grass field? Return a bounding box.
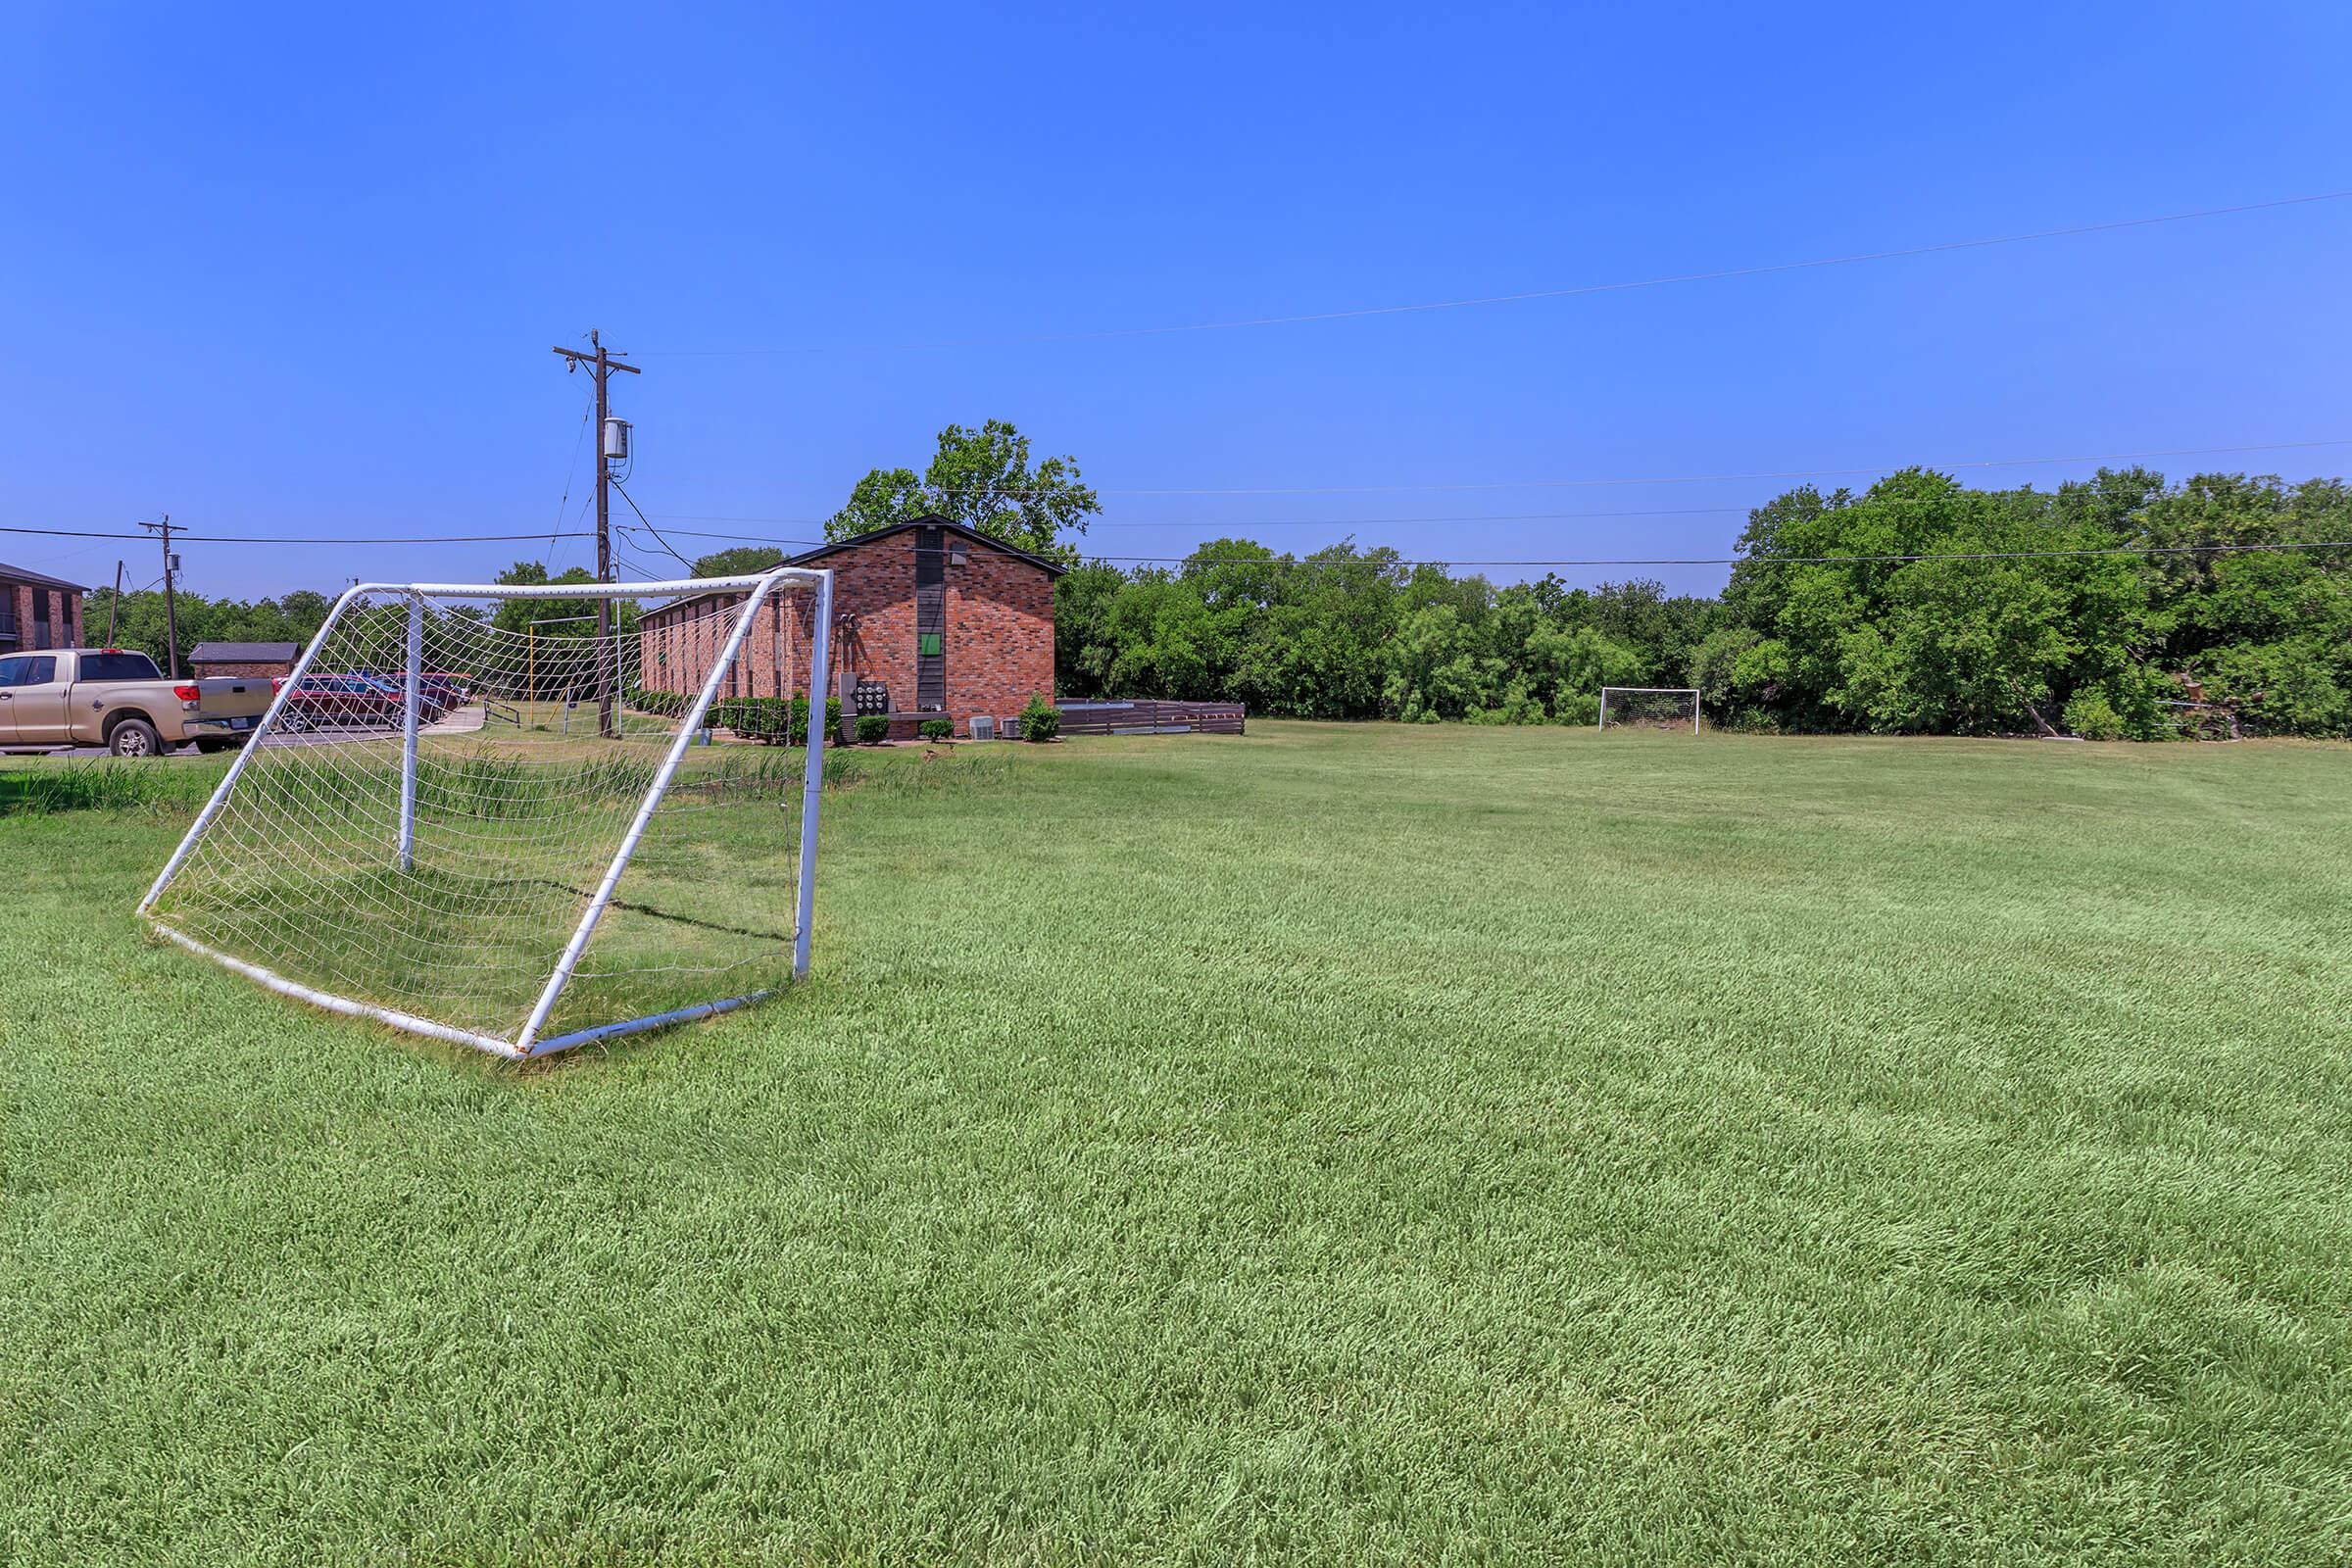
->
[4,724,2350,1565]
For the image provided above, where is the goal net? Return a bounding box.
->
[1597,686,1700,733]
[139,568,835,1059]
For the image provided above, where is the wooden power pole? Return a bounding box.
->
[551,330,639,737]
[140,514,180,676]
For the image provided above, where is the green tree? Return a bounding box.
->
[690,545,787,578]
[1235,544,1408,718]
[828,419,1100,563]
[1038,464,2345,738]
[1100,571,1216,698]
[1053,561,1129,701]
[1382,603,1494,721]
[80,586,339,675]
[486,563,640,699]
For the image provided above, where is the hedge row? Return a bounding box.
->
[631,689,843,745]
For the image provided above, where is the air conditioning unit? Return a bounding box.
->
[968,715,996,741]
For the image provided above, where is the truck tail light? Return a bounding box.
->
[173,684,202,703]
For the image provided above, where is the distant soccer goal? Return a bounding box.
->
[139,567,834,1059]
[1596,686,1700,734]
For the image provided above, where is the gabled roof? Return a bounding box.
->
[648,514,1067,615]
[785,515,1069,578]
[0,561,89,593]
[189,641,301,662]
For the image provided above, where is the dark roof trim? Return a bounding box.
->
[650,514,1068,616]
[0,562,90,592]
[189,641,302,662]
[786,515,1069,578]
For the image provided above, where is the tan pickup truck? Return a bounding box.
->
[0,648,274,757]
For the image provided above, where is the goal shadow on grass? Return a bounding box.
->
[147,735,808,1053]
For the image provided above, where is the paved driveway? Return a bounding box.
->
[28,704,487,759]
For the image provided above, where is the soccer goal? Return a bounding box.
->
[1596,686,1700,734]
[139,567,835,1059]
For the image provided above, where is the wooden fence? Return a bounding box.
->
[1053,700,1246,737]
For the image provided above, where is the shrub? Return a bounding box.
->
[2062,689,2126,741]
[710,696,788,742]
[700,695,847,745]
[919,718,953,741]
[856,713,892,745]
[626,686,690,719]
[1553,692,1601,727]
[1018,693,1060,742]
[788,695,844,745]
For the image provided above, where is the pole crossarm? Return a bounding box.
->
[551,345,641,373]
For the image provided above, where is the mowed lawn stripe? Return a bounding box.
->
[2,723,2348,1564]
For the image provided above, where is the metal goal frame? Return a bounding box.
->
[1596,685,1701,735]
[137,566,835,1059]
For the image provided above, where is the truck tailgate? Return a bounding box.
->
[196,678,274,722]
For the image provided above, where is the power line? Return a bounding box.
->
[590,524,2352,569]
[623,524,819,546]
[925,438,2352,499]
[607,479,700,571]
[549,388,595,558]
[9,438,2341,555]
[638,190,2352,357]
[1078,540,2352,569]
[0,524,597,544]
[618,438,2352,544]
[633,507,1753,530]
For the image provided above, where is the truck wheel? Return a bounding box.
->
[107,717,164,758]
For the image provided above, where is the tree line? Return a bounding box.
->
[83,564,629,681]
[1055,466,2352,739]
[81,585,337,674]
[78,450,2352,740]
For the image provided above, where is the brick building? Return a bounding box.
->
[0,562,85,654]
[637,517,1061,736]
[189,641,301,679]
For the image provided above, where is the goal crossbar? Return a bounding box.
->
[138,565,836,1059]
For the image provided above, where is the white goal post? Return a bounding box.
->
[1596,686,1700,734]
[138,567,834,1059]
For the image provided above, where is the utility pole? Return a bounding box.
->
[551,329,639,737]
[105,561,123,647]
[141,514,180,676]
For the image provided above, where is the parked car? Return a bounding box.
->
[0,648,271,756]
[356,672,467,719]
[419,675,471,712]
[272,673,426,730]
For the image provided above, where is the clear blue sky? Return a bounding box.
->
[6,2,2349,602]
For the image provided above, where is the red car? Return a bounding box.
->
[272,673,445,731]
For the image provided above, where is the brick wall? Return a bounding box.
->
[3,582,80,650]
[945,548,1055,722]
[633,531,1057,732]
[192,660,293,678]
